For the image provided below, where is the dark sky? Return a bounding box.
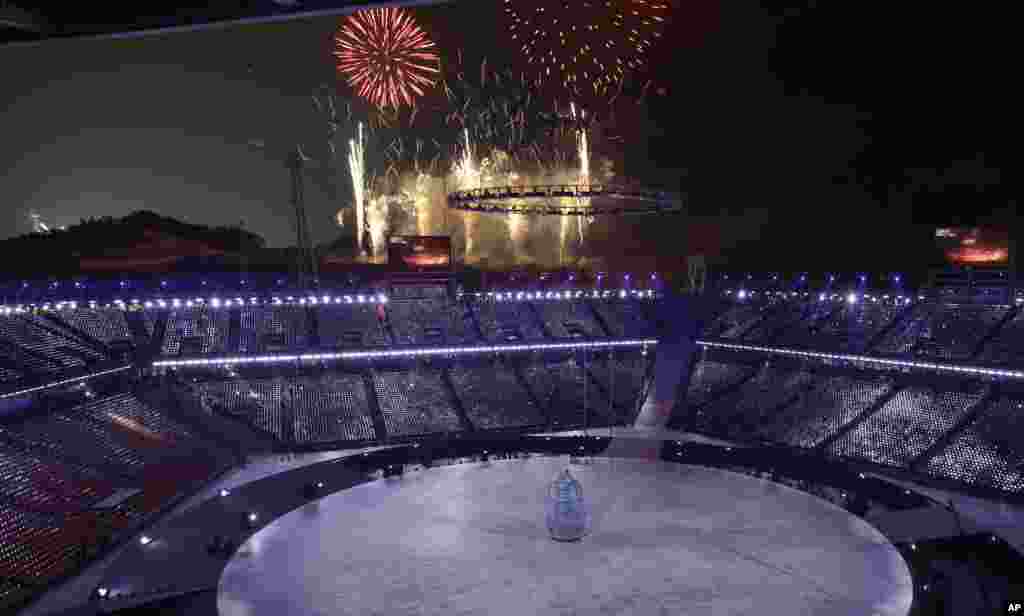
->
[0,1,1016,275]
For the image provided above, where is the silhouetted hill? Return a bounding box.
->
[0,210,266,276]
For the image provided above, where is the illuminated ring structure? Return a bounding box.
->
[446,184,684,216]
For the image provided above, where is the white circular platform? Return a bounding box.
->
[218,458,913,616]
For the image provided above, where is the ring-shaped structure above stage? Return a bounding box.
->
[446,184,684,216]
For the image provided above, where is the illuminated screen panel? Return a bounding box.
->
[935,227,1010,266]
[388,236,452,272]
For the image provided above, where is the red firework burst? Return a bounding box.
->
[334,7,440,109]
[503,0,670,97]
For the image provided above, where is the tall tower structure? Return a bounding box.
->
[287,145,318,289]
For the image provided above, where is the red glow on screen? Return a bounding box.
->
[388,236,452,272]
[936,227,1010,266]
[402,253,450,267]
[946,247,1009,264]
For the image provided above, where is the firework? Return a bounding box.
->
[335,7,440,109]
[442,55,537,163]
[573,102,592,246]
[503,0,670,97]
[348,122,368,255]
[335,50,616,268]
[453,128,482,260]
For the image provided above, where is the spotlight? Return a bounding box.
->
[139,535,152,546]
[96,587,109,599]
[219,489,230,497]
[303,482,321,498]
[247,512,258,525]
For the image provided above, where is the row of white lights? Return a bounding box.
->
[697,340,1024,379]
[729,289,1024,305]
[1,289,659,314]
[729,289,918,304]
[468,289,656,301]
[0,295,389,313]
[0,365,133,400]
[151,339,658,368]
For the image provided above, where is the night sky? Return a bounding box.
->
[0,1,1016,276]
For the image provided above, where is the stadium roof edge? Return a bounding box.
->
[0,0,454,49]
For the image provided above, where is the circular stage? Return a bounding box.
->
[218,458,913,616]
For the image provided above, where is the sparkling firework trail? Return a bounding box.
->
[347,122,367,255]
[453,128,483,260]
[574,102,591,245]
[335,7,440,109]
[503,0,670,97]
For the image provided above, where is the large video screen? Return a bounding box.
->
[388,236,452,272]
[935,227,1011,266]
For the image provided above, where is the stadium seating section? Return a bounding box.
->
[373,369,463,436]
[317,305,391,348]
[387,299,478,345]
[0,315,107,375]
[0,393,228,609]
[922,395,1024,492]
[654,293,1024,500]
[757,373,895,448]
[196,377,375,444]
[9,292,1024,613]
[450,361,545,430]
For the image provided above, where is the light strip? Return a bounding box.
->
[1,289,659,312]
[697,340,1024,379]
[0,294,389,312]
[464,289,658,302]
[152,339,659,368]
[0,365,133,399]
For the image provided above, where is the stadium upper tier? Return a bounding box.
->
[704,291,1021,363]
[150,295,655,358]
[2,292,656,357]
[8,287,1024,398]
[6,288,1024,365]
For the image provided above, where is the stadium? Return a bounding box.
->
[1,256,1022,615]
[2,2,1022,616]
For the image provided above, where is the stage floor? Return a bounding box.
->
[218,458,913,616]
